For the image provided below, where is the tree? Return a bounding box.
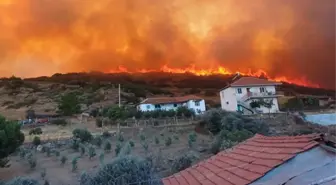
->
[284,97,304,111]
[106,106,128,121]
[0,115,24,167]
[58,92,81,116]
[176,107,195,118]
[171,153,196,173]
[249,101,261,109]
[81,155,162,185]
[201,109,269,135]
[72,128,93,142]
[5,177,40,185]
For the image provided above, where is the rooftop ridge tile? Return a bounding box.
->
[162,134,320,185]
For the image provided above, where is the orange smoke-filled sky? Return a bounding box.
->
[0,0,335,88]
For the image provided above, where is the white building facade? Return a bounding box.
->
[220,77,282,114]
[138,95,206,115]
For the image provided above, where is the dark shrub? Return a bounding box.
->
[58,92,81,116]
[249,101,261,108]
[92,136,102,148]
[210,137,222,155]
[129,140,135,147]
[210,130,237,154]
[29,128,42,135]
[102,131,111,138]
[80,155,162,185]
[90,109,99,117]
[115,142,122,156]
[32,136,41,146]
[72,129,93,142]
[0,115,25,167]
[5,177,40,185]
[70,139,80,151]
[51,119,67,126]
[165,137,172,147]
[171,153,196,173]
[202,109,269,135]
[117,133,124,142]
[284,97,304,111]
[88,146,96,160]
[119,142,132,156]
[201,109,227,134]
[176,107,195,118]
[95,118,103,128]
[104,141,111,152]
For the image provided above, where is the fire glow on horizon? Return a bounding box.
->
[0,0,334,89]
[108,65,321,88]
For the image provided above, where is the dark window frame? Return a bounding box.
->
[237,88,242,94]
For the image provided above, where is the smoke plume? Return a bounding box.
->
[0,0,335,88]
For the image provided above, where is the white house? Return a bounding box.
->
[138,95,206,115]
[220,77,282,114]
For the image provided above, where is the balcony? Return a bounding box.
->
[240,92,283,102]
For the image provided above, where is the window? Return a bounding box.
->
[146,105,150,109]
[154,104,161,109]
[195,101,200,106]
[237,88,242,94]
[260,87,265,93]
[226,101,229,105]
[174,104,177,107]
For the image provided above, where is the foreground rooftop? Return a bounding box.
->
[163,134,335,185]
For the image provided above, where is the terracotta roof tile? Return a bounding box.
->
[230,77,281,87]
[241,164,270,175]
[162,178,171,185]
[252,159,283,168]
[217,170,249,185]
[162,134,319,185]
[140,95,203,104]
[180,170,202,185]
[187,168,207,182]
[200,179,216,185]
[174,173,189,185]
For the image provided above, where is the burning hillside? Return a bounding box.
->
[0,0,335,88]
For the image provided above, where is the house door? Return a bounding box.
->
[237,105,242,112]
[246,88,251,96]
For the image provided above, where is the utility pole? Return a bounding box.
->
[118,84,121,133]
[118,84,121,107]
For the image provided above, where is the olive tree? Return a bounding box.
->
[0,115,25,167]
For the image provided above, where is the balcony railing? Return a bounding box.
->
[240,92,282,102]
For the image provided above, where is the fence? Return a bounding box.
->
[106,116,200,128]
[24,117,199,143]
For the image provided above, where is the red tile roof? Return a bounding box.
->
[162,134,320,185]
[230,77,281,87]
[140,95,203,104]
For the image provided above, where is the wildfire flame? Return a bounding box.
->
[0,0,334,89]
[108,65,320,88]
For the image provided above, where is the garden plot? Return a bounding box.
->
[0,126,212,185]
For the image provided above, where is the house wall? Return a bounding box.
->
[138,99,206,115]
[319,99,329,107]
[187,99,206,114]
[220,88,237,112]
[220,85,280,113]
[234,85,277,99]
[139,103,183,112]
